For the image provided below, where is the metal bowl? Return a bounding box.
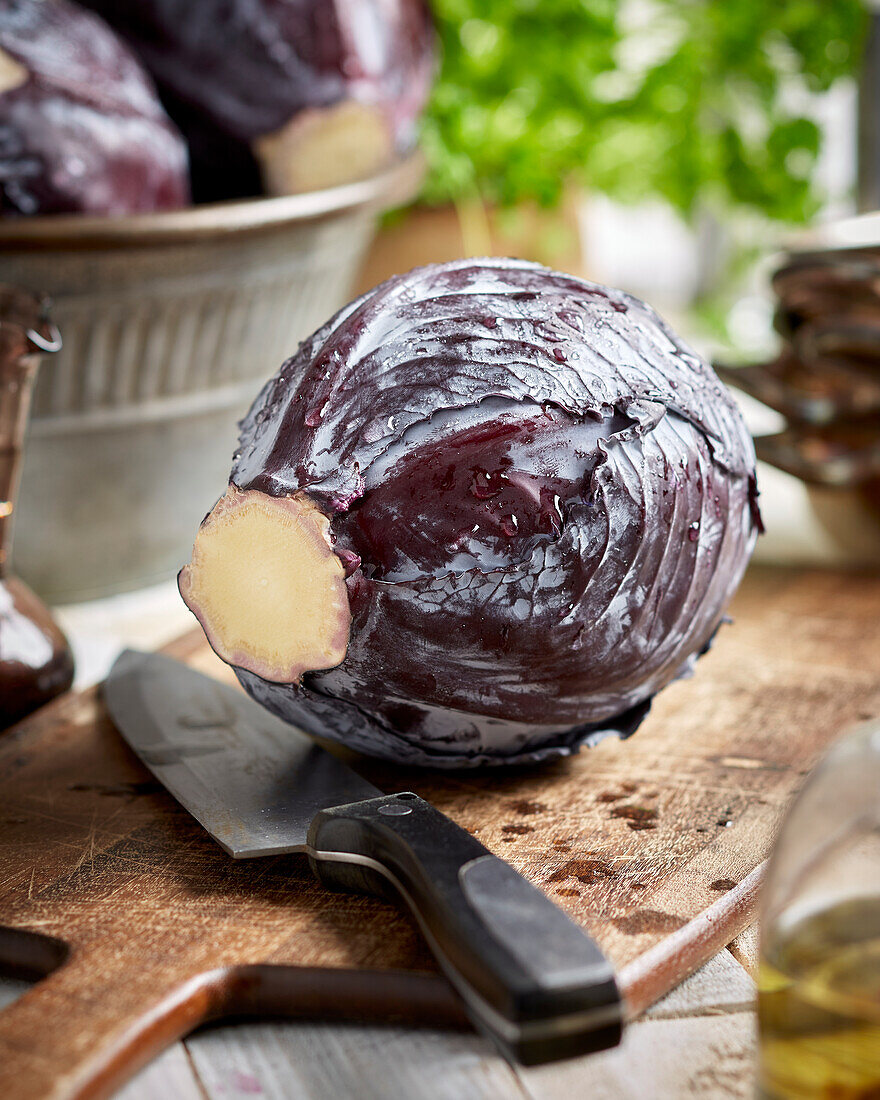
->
[0,155,423,602]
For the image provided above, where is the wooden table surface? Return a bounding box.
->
[5,559,873,1099]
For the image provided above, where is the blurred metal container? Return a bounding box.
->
[0,155,422,602]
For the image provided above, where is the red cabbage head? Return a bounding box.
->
[180,259,761,767]
[78,0,434,201]
[0,0,189,217]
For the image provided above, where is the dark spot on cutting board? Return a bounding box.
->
[710,878,737,892]
[612,910,686,935]
[621,780,638,792]
[552,841,572,852]
[596,790,624,803]
[508,799,547,816]
[556,887,580,897]
[632,882,647,891]
[611,804,657,830]
[501,823,534,836]
[547,857,614,886]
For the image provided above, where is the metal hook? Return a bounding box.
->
[25,323,62,354]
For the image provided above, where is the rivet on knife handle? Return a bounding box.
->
[306,792,623,1065]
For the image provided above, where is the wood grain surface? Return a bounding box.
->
[0,564,878,1100]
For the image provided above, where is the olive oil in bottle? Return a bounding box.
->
[758,897,880,1100]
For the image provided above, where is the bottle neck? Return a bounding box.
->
[0,352,39,578]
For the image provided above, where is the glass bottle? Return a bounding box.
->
[757,719,880,1099]
[0,286,74,727]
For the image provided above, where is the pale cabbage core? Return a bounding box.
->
[179,487,350,684]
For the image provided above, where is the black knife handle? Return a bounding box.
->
[306,791,622,1065]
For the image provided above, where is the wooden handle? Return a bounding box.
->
[0,940,216,1100]
[0,935,465,1100]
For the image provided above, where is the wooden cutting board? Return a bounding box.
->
[1,564,878,1100]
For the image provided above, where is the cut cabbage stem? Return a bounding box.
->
[178,486,351,684]
[254,100,393,195]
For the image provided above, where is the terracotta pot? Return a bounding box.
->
[355,189,586,295]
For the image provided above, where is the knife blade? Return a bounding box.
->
[104,648,380,857]
[104,650,623,1065]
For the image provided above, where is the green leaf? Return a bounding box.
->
[419,0,867,224]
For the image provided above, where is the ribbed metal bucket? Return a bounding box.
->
[0,156,422,601]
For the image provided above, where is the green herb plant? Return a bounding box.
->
[421,0,866,225]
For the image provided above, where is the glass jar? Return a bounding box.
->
[757,719,880,1099]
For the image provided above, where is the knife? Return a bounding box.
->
[104,650,623,1065]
